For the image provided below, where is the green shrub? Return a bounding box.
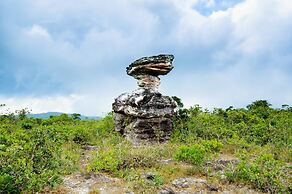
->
[0,126,65,193]
[89,144,160,175]
[89,149,122,174]
[201,139,223,152]
[174,144,206,165]
[95,114,115,137]
[174,141,223,166]
[226,153,290,193]
[120,147,159,169]
[71,126,96,145]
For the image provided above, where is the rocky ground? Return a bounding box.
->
[47,145,263,194]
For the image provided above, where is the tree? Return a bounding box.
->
[281,104,289,110]
[72,113,81,120]
[15,108,30,120]
[247,100,271,110]
[246,100,271,119]
[172,96,184,108]
[0,104,6,114]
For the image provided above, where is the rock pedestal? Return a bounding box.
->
[112,54,177,144]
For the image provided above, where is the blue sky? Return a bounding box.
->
[0,0,292,115]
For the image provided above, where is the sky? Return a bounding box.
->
[0,0,292,116]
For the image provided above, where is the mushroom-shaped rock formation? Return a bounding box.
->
[126,54,174,91]
[112,54,177,144]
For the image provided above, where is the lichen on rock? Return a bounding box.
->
[112,54,177,144]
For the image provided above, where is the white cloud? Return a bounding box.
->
[26,25,50,38]
[159,0,292,109]
[227,0,291,55]
[0,94,81,114]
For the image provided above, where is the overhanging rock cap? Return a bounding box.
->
[126,54,174,77]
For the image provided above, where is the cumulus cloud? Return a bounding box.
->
[0,0,291,115]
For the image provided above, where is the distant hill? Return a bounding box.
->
[28,112,100,120]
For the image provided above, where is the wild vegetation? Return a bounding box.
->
[0,100,291,193]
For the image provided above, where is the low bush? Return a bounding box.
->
[174,140,223,166]
[88,144,160,175]
[174,144,206,166]
[0,126,65,193]
[226,153,290,193]
[201,139,223,153]
[89,149,122,174]
[120,146,159,169]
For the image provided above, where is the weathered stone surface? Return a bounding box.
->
[159,187,176,194]
[136,75,160,91]
[112,54,177,144]
[141,172,156,180]
[112,111,175,144]
[125,117,174,143]
[172,177,207,189]
[113,88,176,118]
[127,54,174,77]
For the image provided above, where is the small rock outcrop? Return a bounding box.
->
[112,54,177,144]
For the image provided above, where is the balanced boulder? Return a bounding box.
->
[112,54,177,144]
